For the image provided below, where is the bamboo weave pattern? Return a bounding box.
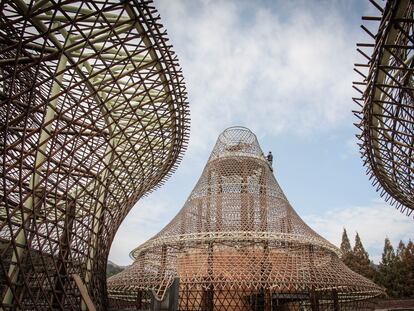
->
[0,0,189,309]
[354,0,414,216]
[108,127,383,311]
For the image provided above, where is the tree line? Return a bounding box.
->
[340,229,414,298]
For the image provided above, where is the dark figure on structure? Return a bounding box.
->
[107,126,383,311]
[267,151,273,169]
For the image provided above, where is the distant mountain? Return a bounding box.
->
[107,260,128,278]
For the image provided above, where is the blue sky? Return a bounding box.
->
[109,0,414,265]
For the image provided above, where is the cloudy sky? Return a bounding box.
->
[109,0,414,265]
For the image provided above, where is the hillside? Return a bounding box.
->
[107,260,127,278]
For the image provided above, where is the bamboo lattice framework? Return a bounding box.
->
[108,127,383,311]
[353,0,414,216]
[0,0,189,310]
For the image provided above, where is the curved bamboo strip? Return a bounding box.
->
[0,0,189,309]
[353,0,414,216]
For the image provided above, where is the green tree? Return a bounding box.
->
[376,239,414,298]
[394,240,414,298]
[353,233,369,261]
[340,228,356,271]
[345,232,377,281]
[396,240,406,258]
[377,238,399,297]
[394,240,407,297]
[340,228,352,256]
[381,237,395,265]
[402,240,414,297]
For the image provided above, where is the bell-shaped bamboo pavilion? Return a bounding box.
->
[108,127,383,311]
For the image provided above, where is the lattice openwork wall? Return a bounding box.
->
[0,0,189,309]
[108,127,383,311]
[353,0,414,216]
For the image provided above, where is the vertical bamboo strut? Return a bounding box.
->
[2,54,68,307]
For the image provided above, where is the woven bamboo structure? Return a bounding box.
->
[353,0,414,216]
[108,127,383,311]
[0,0,189,310]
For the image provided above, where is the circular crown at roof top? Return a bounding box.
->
[108,126,384,308]
[210,126,265,160]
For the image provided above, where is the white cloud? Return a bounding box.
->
[304,200,414,263]
[110,1,414,267]
[156,0,361,156]
[109,196,178,265]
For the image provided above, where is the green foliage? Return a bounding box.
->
[403,240,414,297]
[341,231,414,299]
[381,237,395,265]
[354,233,369,261]
[340,228,352,256]
[376,238,401,297]
[390,240,414,298]
[107,261,126,278]
[345,232,377,280]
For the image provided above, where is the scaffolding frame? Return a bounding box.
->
[0,0,189,309]
[353,0,414,216]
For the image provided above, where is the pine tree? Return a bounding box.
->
[354,233,369,261]
[403,240,414,297]
[348,232,376,280]
[395,240,408,297]
[396,240,406,258]
[340,228,355,269]
[340,228,352,256]
[375,238,414,298]
[377,238,398,297]
[381,237,395,265]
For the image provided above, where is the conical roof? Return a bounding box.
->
[108,126,383,308]
[131,126,337,257]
